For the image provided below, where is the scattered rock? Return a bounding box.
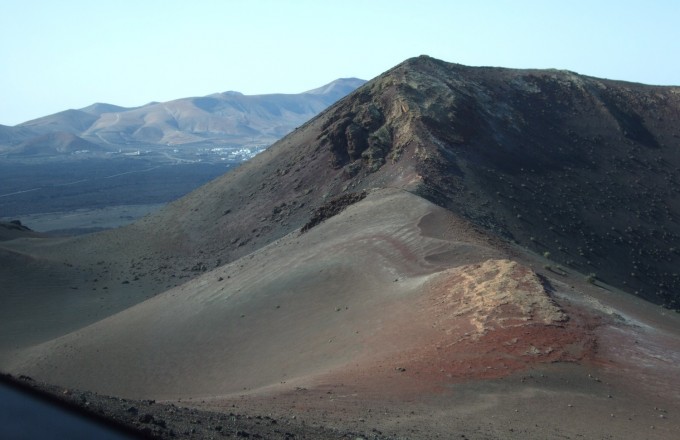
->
[139,413,154,423]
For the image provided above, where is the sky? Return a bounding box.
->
[1,0,679,126]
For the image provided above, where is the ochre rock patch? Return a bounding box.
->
[353,259,600,394]
[416,260,596,382]
[430,259,568,336]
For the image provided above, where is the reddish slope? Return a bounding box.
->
[5,189,679,439]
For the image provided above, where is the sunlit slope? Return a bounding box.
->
[5,190,508,398]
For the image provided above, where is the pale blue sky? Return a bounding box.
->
[1,0,679,126]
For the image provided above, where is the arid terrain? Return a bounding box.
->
[0,78,366,158]
[0,78,365,227]
[1,56,679,439]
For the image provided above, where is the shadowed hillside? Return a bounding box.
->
[389,57,680,308]
[9,131,106,156]
[285,56,680,307]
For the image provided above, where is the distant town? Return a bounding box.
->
[200,144,270,162]
[67,143,272,164]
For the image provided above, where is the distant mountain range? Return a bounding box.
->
[0,78,366,157]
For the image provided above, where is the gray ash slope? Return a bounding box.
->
[2,56,680,440]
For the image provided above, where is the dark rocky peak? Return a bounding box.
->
[396,58,680,308]
[306,56,680,308]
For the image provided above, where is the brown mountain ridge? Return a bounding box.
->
[0,78,366,156]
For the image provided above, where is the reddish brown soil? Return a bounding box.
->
[294,260,604,399]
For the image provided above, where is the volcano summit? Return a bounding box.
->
[1,56,679,439]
